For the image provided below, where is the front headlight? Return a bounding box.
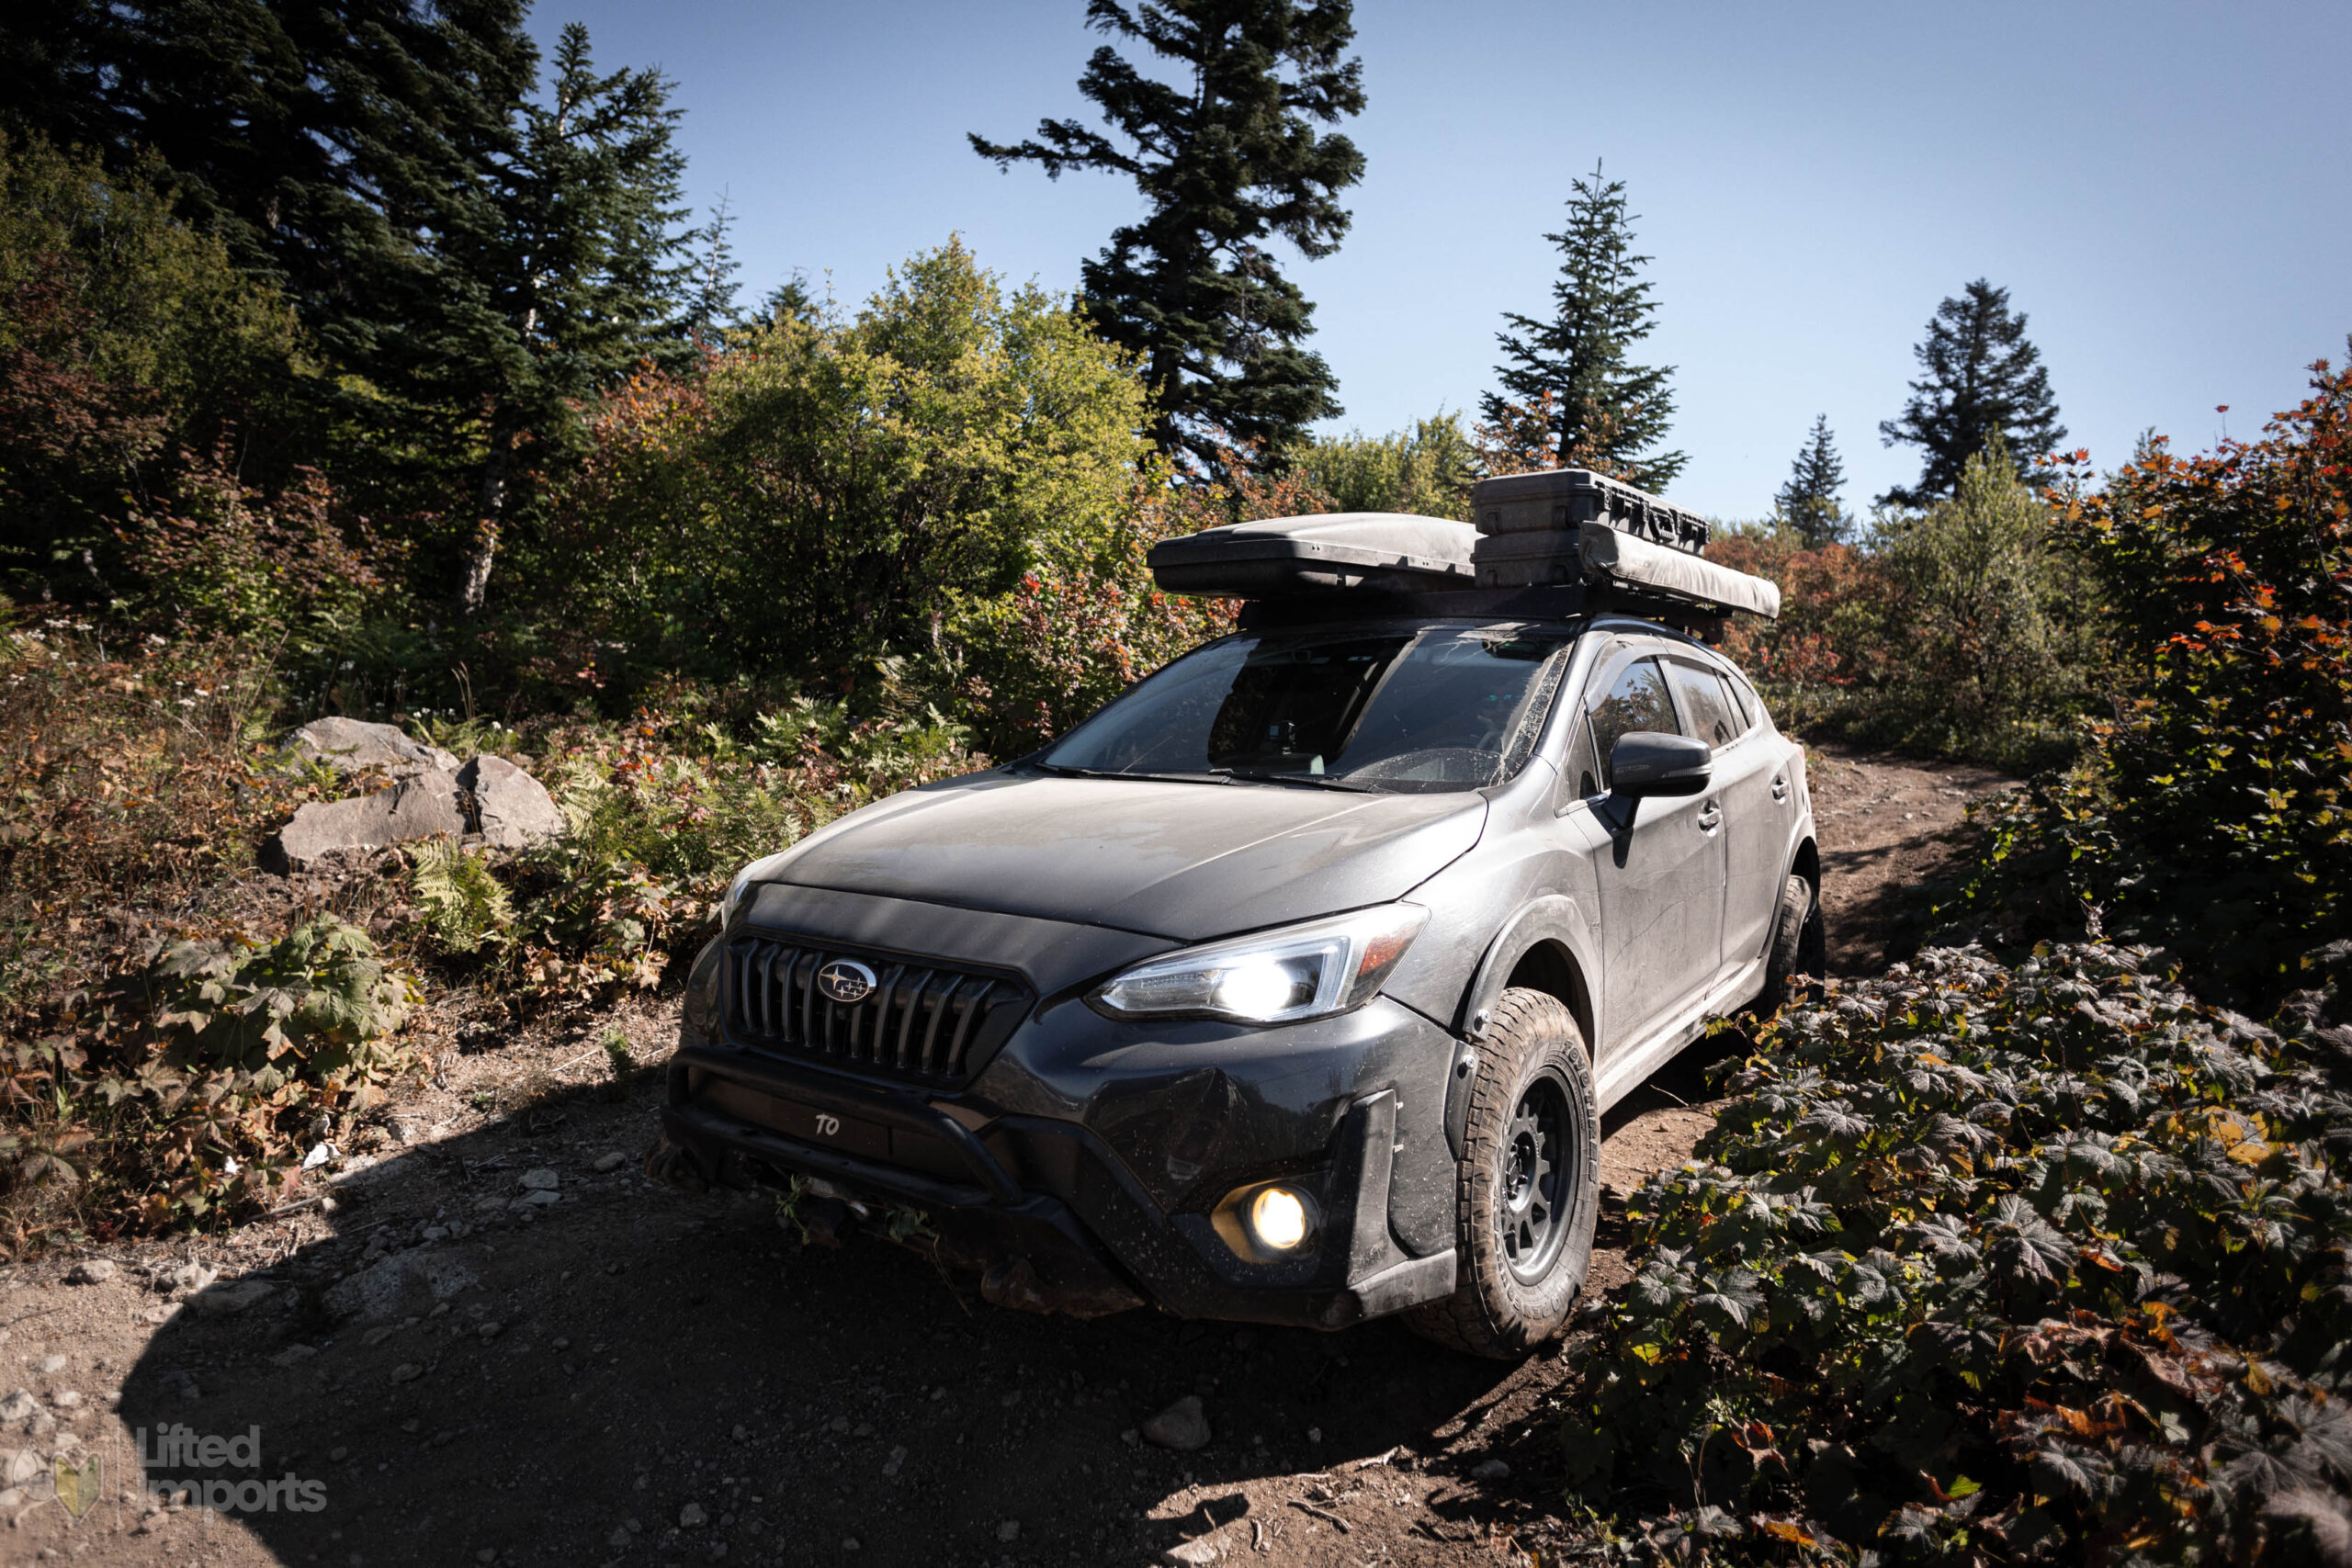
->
[1088,903,1428,1026]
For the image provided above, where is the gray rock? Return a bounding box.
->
[511,1190,560,1209]
[680,1501,708,1528]
[170,1263,219,1297]
[518,1168,560,1191]
[389,1362,423,1384]
[460,754,566,849]
[996,1519,1021,1543]
[1142,1395,1210,1452]
[189,1280,277,1317]
[288,717,458,777]
[266,771,466,871]
[593,1151,628,1174]
[323,1249,480,1322]
[30,1356,64,1376]
[1472,1458,1512,1482]
[0,1390,38,1422]
[63,1259,117,1285]
[1165,1541,1222,1566]
[269,1346,317,1369]
[2,1448,40,1486]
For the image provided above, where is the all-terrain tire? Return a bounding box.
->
[1405,987,1599,1359]
[1757,873,1826,1014]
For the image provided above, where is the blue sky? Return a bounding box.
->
[529,0,2349,521]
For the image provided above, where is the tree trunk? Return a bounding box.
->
[457,417,513,617]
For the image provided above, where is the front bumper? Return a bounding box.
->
[658,993,1461,1329]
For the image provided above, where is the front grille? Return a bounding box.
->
[726,933,1033,1085]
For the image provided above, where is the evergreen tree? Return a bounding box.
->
[448,21,696,614]
[1482,162,1685,491]
[1775,413,1850,547]
[683,192,744,339]
[970,0,1365,471]
[1879,278,2065,506]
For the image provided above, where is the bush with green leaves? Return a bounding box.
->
[150,919,416,1092]
[1941,358,2351,1012]
[1558,942,2352,1564]
[1292,412,1478,520]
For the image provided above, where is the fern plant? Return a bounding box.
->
[408,840,514,956]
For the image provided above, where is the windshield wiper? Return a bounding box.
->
[1213,768,1374,793]
[1029,761,1234,785]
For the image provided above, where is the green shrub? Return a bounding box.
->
[1292,412,1477,519]
[1941,358,2352,1010]
[1559,942,2352,1564]
[150,919,416,1091]
[408,840,515,956]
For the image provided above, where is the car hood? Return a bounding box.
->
[764,773,1488,942]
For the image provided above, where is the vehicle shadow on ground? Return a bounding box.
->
[119,1068,1524,1566]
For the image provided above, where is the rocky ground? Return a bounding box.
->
[0,742,2012,1567]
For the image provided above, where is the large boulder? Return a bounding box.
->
[459,754,567,850]
[288,717,458,777]
[266,771,466,871]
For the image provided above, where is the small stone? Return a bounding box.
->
[1142,1395,1210,1453]
[390,1362,424,1384]
[1120,1428,1139,1447]
[0,1391,37,1422]
[882,1444,907,1477]
[680,1501,707,1528]
[518,1168,560,1191]
[842,1540,860,1553]
[192,1279,277,1316]
[996,1519,1021,1543]
[1307,1427,1322,1445]
[512,1190,561,1208]
[552,1337,571,1351]
[731,1424,748,1442]
[478,1323,503,1341]
[272,1345,320,1369]
[3,1448,40,1484]
[476,1551,496,1563]
[64,1259,117,1285]
[594,1152,628,1174]
[329,1447,349,1461]
[363,1327,400,1348]
[607,1527,630,1549]
[1472,1458,1511,1482]
[30,1356,65,1376]
[51,1391,80,1410]
[1165,1542,1221,1567]
[170,1263,219,1296]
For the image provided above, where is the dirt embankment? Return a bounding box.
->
[0,744,2010,1567]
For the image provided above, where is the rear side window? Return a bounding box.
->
[1587,656,1679,787]
[1667,660,1740,749]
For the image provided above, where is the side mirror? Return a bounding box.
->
[1610,731,1712,798]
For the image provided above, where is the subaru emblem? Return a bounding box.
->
[815,960,876,1004]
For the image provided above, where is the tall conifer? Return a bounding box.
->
[1879,278,2065,505]
[1775,414,1850,547]
[1483,162,1685,491]
[971,0,1365,470]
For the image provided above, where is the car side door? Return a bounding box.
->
[1665,656,1786,984]
[1554,641,1730,1059]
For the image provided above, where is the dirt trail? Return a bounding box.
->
[0,745,2012,1567]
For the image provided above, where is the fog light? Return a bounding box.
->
[1247,1186,1313,1251]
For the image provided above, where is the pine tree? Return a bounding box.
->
[683,191,744,339]
[1482,162,1685,491]
[448,21,696,614]
[1775,414,1850,547]
[970,0,1365,471]
[1879,278,2065,506]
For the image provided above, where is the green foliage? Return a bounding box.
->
[1711,449,2100,772]
[550,239,1152,681]
[1293,412,1477,519]
[969,0,1365,468]
[149,919,416,1092]
[1484,161,1686,491]
[1943,358,2352,1011]
[0,131,312,599]
[1562,942,2352,1565]
[407,840,514,956]
[1880,279,2067,507]
[1776,414,1852,547]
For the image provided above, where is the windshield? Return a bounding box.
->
[1037,622,1577,793]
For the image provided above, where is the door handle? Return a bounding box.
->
[1770,775,1790,803]
[1697,802,1723,831]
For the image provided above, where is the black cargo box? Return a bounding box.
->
[1146,513,1476,598]
[1471,468,1708,555]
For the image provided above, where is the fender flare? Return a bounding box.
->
[1453,894,1598,1042]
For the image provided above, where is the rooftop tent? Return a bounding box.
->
[1145,512,1477,597]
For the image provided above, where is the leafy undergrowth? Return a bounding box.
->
[1560,942,2352,1565]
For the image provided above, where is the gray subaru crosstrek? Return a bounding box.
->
[650,503,1820,1358]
